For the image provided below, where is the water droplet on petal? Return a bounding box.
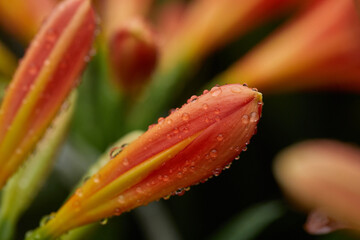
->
[203,89,209,94]
[75,188,83,198]
[118,195,125,204]
[231,86,242,93]
[114,208,122,216]
[217,134,224,141]
[224,162,232,170]
[122,158,129,166]
[110,146,123,159]
[182,113,190,121]
[250,112,259,123]
[100,218,108,225]
[158,117,165,124]
[93,174,100,183]
[202,103,208,110]
[242,115,249,124]
[210,86,222,97]
[210,149,218,158]
[235,155,240,160]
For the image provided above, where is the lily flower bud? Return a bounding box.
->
[214,0,360,92]
[108,18,158,93]
[26,84,263,239]
[274,140,360,234]
[0,0,96,189]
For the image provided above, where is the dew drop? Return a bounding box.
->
[210,149,218,158]
[242,83,248,87]
[109,146,123,159]
[213,168,222,177]
[242,146,248,152]
[217,134,224,141]
[136,187,143,194]
[166,119,173,125]
[122,158,129,166]
[163,195,171,200]
[214,108,220,114]
[83,176,90,183]
[114,208,122,216]
[210,86,222,97]
[202,103,208,110]
[163,175,169,182]
[158,117,165,124]
[39,213,55,227]
[184,187,191,191]
[250,112,259,123]
[100,218,108,225]
[231,86,242,93]
[93,174,100,183]
[203,89,209,94]
[118,195,125,204]
[75,188,83,198]
[242,115,249,124]
[224,162,232,170]
[175,189,185,196]
[252,88,258,92]
[235,155,240,160]
[182,113,190,121]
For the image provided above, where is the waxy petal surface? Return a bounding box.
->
[29,84,263,238]
[0,0,96,189]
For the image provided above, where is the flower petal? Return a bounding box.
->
[0,0,96,189]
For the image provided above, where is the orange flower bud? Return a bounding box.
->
[215,0,360,92]
[274,140,360,233]
[108,18,158,92]
[0,0,96,189]
[27,84,263,239]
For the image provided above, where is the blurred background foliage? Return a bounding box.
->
[0,0,359,239]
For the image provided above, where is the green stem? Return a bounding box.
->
[0,215,15,240]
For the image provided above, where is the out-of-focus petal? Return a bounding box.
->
[0,0,57,43]
[26,84,263,239]
[124,0,299,131]
[0,41,17,78]
[214,0,360,92]
[0,0,96,189]
[274,140,360,233]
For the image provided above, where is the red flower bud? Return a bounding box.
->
[108,18,158,92]
[28,84,263,239]
[0,0,96,189]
